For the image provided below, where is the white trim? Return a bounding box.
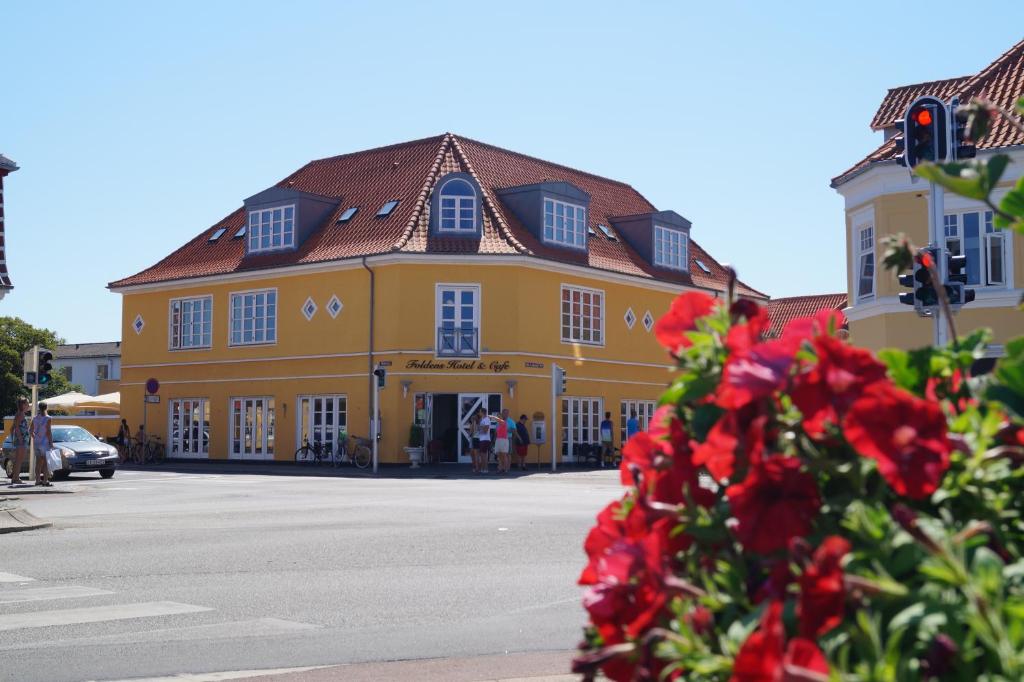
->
[543,198,587,250]
[437,178,478,232]
[326,295,343,319]
[122,373,368,386]
[624,307,636,330]
[228,287,278,347]
[247,204,296,254]
[168,294,213,351]
[560,283,605,347]
[844,289,1024,321]
[434,282,481,358]
[301,296,318,322]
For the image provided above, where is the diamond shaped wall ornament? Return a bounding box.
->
[624,307,636,330]
[133,314,145,335]
[302,297,317,321]
[327,295,343,319]
[642,311,655,332]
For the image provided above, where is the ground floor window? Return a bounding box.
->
[561,396,602,461]
[620,399,656,444]
[169,398,210,457]
[297,394,347,455]
[230,397,275,458]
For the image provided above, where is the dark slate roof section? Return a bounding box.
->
[834,38,1024,188]
[56,342,122,359]
[110,134,767,299]
[0,154,17,173]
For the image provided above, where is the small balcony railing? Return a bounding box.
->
[437,326,479,357]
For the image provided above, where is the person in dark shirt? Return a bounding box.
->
[514,414,531,471]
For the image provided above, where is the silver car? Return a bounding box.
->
[3,425,118,479]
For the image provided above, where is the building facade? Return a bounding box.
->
[55,342,122,396]
[110,134,765,464]
[0,153,18,301]
[832,40,1024,353]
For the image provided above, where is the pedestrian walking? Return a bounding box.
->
[117,418,131,463]
[475,407,492,474]
[514,414,531,471]
[626,409,640,441]
[133,424,146,463]
[30,402,54,486]
[494,408,513,473]
[599,411,614,467]
[9,397,30,485]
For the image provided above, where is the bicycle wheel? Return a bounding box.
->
[294,446,314,464]
[353,445,371,469]
[154,444,166,463]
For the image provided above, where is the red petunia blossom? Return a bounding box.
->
[624,416,716,508]
[791,335,889,439]
[654,292,717,355]
[718,338,798,409]
[783,638,829,681]
[845,384,951,499]
[732,601,785,682]
[726,456,822,554]
[798,536,850,638]
[693,408,768,481]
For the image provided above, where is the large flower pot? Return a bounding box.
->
[404,446,424,468]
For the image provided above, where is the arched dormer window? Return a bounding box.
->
[438,177,477,232]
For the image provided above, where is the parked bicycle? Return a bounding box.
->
[334,435,372,469]
[294,436,328,465]
[132,435,165,464]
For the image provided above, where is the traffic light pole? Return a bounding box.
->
[550,363,558,472]
[927,181,948,347]
[372,366,379,475]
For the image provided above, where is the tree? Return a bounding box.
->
[0,316,84,417]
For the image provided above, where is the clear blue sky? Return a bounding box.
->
[2,1,1021,342]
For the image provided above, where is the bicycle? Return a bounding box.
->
[333,435,371,469]
[294,436,327,465]
[143,435,166,464]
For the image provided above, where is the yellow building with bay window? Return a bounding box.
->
[110,133,764,465]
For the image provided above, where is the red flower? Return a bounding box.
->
[798,536,850,638]
[845,384,951,499]
[791,336,888,438]
[655,292,717,355]
[623,412,715,508]
[686,605,714,638]
[732,602,785,682]
[783,639,829,680]
[718,338,798,409]
[693,409,768,481]
[726,456,821,554]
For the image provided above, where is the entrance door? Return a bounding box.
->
[457,393,487,463]
[230,397,275,459]
[297,395,347,455]
[168,398,210,459]
[561,397,603,462]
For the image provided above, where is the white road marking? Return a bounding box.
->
[0,585,113,604]
[104,666,332,682]
[0,573,35,583]
[0,600,212,631]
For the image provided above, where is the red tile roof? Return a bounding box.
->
[834,38,1024,187]
[765,293,847,339]
[109,134,767,298]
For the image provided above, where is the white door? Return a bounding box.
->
[457,393,487,463]
[620,400,656,444]
[230,397,275,459]
[561,397,603,462]
[168,398,210,458]
[297,395,347,455]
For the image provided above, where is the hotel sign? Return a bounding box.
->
[405,359,512,373]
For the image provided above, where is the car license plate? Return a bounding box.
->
[87,459,102,466]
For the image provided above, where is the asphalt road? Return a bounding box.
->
[0,466,619,682]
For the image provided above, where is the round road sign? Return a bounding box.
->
[146,378,160,394]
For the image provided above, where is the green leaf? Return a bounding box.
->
[916,161,988,200]
[997,176,1024,232]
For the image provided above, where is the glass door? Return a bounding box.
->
[457,393,486,463]
[230,397,275,459]
[561,397,602,462]
[168,398,210,458]
[297,395,347,457]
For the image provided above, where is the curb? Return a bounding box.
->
[0,506,52,533]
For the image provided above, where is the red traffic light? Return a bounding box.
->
[913,108,933,126]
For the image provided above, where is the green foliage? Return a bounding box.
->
[408,423,425,447]
[0,316,82,417]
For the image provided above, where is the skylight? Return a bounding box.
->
[234,226,246,238]
[376,200,400,217]
[587,225,597,236]
[597,224,617,241]
[338,206,358,223]
[209,228,226,242]
[695,259,711,273]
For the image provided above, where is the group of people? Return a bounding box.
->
[468,407,531,474]
[7,398,55,486]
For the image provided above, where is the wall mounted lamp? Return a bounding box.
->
[506,380,517,398]
[401,380,413,398]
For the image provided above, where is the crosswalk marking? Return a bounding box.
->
[0,585,114,604]
[0,600,212,631]
[0,572,35,583]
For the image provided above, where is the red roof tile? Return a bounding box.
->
[834,38,1024,187]
[110,134,767,298]
[765,293,847,339]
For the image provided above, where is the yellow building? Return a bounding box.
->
[110,134,765,465]
[832,39,1024,353]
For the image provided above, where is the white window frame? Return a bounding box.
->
[620,399,656,444]
[296,394,348,455]
[560,284,605,346]
[543,198,587,249]
[435,283,481,358]
[653,225,689,271]
[855,223,875,301]
[229,288,278,347]
[561,396,603,462]
[437,178,477,232]
[229,396,275,459]
[169,295,213,350]
[944,209,1009,289]
[169,398,210,458]
[247,204,296,254]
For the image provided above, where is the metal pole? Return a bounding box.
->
[550,363,557,472]
[927,181,947,346]
[372,366,379,474]
[29,383,38,482]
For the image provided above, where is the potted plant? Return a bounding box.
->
[404,423,425,468]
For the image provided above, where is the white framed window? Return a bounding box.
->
[436,284,480,357]
[654,226,688,270]
[620,400,656,444]
[543,198,587,249]
[438,178,477,232]
[297,395,347,455]
[856,224,875,300]
[561,284,604,345]
[247,205,295,253]
[169,296,212,350]
[945,210,1007,287]
[561,397,603,462]
[169,398,210,458]
[230,289,277,346]
[230,397,275,459]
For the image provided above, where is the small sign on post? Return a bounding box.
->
[144,395,160,404]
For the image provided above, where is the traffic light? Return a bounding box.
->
[900,247,939,315]
[553,365,567,396]
[899,96,948,168]
[373,366,386,389]
[951,99,977,160]
[945,252,976,308]
[898,271,916,306]
[36,348,54,386]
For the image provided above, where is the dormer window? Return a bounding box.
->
[247,205,295,253]
[654,225,688,271]
[543,198,587,249]
[438,178,477,232]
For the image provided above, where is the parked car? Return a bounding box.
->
[2,425,118,479]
